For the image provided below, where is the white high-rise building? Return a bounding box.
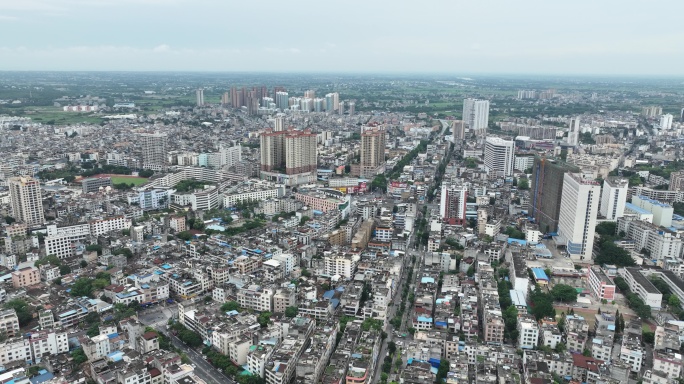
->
[567,117,581,146]
[220,144,242,169]
[275,92,289,111]
[325,93,339,112]
[8,177,44,227]
[558,173,601,261]
[600,178,629,220]
[484,137,515,177]
[274,115,285,132]
[462,98,489,135]
[196,89,204,107]
[660,114,673,130]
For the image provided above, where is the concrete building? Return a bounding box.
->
[618,267,663,310]
[140,132,168,171]
[669,171,684,192]
[530,157,580,233]
[260,129,317,175]
[518,316,540,350]
[452,120,465,141]
[557,173,601,261]
[196,89,204,107]
[588,266,616,301]
[484,137,515,177]
[0,309,20,338]
[631,195,674,227]
[440,184,467,225]
[600,178,629,220]
[660,113,673,130]
[462,98,489,135]
[11,266,40,288]
[8,176,44,226]
[359,125,386,178]
[82,177,112,193]
[567,117,581,146]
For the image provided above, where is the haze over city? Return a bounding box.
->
[1,0,683,74]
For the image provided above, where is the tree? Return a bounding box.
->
[80,260,88,268]
[551,284,578,302]
[4,299,33,326]
[177,231,193,241]
[257,312,272,328]
[71,348,88,365]
[34,255,61,268]
[59,265,72,275]
[220,301,240,312]
[518,178,529,190]
[179,329,203,347]
[669,295,681,308]
[285,306,298,318]
[530,287,556,320]
[4,216,15,224]
[436,359,451,382]
[86,244,103,255]
[344,164,351,174]
[595,222,617,237]
[70,278,93,297]
[466,265,475,277]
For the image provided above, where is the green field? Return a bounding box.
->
[23,106,103,125]
[110,176,148,186]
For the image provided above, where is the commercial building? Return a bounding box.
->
[557,173,601,261]
[462,98,489,135]
[600,178,629,220]
[440,184,467,225]
[530,157,580,233]
[359,125,387,178]
[483,137,515,177]
[140,132,168,171]
[8,176,44,226]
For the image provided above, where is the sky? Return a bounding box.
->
[1,0,683,75]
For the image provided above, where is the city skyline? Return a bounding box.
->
[1,0,683,75]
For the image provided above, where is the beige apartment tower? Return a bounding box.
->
[9,176,45,226]
[359,125,386,178]
[260,129,317,175]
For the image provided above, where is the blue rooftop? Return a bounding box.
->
[531,267,549,281]
[625,202,651,215]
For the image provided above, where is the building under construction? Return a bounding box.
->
[529,156,579,233]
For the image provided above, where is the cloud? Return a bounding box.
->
[0,14,17,20]
[152,44,171,53]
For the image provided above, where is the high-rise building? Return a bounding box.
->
[196,89,204,107]
[641,106,662,117]
[230,87,244,109]
[660,114,673,130]
[558,173,601,261]
[140,132,168,171]
[275,92,289,111]
[262,97,274,108]
[530,157,580,233]
[483,137,515,177]
[359,126,387,178]
[348,102,355,116]
[300,98,313,112]
[599,178,629,220]
[221,92,230,106]
[440,185,467,225]
[325,93,339,112]
[304,90,315,99]
[246,90,259,115]
[452,120,465,141]
[274,115,285,132]
[462,98,489,135]
[220,144,242,169]
[260,129,317,175]
[669,171,684,191]
[567,117,580,146]
[313,98,325,112]
[680,107,684,123]
[338,101,344,115]
[9,177,44,226]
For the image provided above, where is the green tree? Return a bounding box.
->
[670,295,681,308]
[86,244,103,255]
[551,284,578,302]
[177,231,193,241]
[220,301,240,312]
[70,278,93,297]
[257,312,272,328]
[59,265,72,275]
[179,329,203,347]
[285,306,298,318]
[4,299,33,326]
[71,348,88,365]
[4,216,16,224]
[518,178,529,190]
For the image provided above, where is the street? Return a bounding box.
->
[137,305,235,384]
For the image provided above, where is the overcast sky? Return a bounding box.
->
[1,0,683,75]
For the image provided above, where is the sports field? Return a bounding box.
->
[109,176,148,186]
